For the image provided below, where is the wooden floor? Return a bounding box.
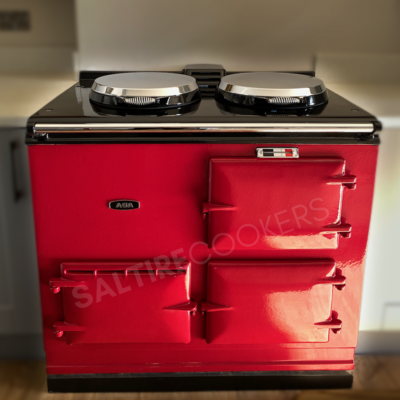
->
[1,356,400,399]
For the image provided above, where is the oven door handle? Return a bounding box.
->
[318,275,346,290]
[164,301,197,315]
[203,202,236,214]
[315,316,342,334]
[322,222,352,238]
[326,174,357,190]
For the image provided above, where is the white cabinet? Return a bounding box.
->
[0,127,42,356]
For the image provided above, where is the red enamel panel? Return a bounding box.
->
[203,260,343,344]
[27,143,379,375]
[52,262,194,344]
[206,157,354,250]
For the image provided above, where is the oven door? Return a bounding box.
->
[202,260,345,344]
[204,157,355,250]
[50,262,196,344]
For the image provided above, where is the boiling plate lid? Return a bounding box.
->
[90,72,200,108]
[219,72,326,97]
[92,72,198,97]
[218,72,327,107]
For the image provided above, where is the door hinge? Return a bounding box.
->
[49,278,86,294]
[201,302,233,314]
[53,321,84,338]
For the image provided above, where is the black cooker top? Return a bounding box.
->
[26,65,381,145]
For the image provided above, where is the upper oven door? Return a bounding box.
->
[204,157,356,251]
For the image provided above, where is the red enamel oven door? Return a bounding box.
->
[50,262,195,345]
[203,260,344,344]
[206,157,355,250]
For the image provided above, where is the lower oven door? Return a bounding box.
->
[202,260,345,344]
[50,262,196,344]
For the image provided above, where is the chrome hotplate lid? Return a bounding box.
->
[217,72,328,108]
[92,72,198,97]
[90,72,200,108]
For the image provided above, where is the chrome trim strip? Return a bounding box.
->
[32,122,375,136]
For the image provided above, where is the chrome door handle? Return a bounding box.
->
[10,140,23,202]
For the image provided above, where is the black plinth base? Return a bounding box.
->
[48,370,353,393]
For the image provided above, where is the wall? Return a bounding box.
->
[0,0,76,72]
[76,0,400,71]
[0,0,76,47]
[362,128,400,329]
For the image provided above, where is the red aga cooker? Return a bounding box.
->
[26,65,381,392]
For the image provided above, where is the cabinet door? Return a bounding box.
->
[202,260,345,344]
[50,261,196,344]
[0,128,42,341]
[204,157,355,250]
